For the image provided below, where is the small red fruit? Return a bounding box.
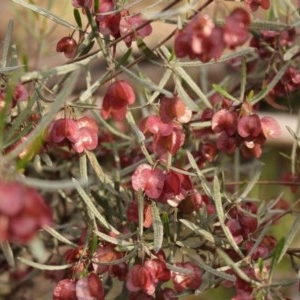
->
[56,36,77,59]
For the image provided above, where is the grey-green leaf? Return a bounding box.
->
[151,201,163,253]
[0,241,15,268]
[18,257,73,270]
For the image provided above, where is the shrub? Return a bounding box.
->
[1,0,300,299]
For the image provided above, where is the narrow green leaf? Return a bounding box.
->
[0,85,13,149]
[250,20,290,31]
[269,237,285,281]
[94,230,133,247]
[186,151,212,197]
[94,0,99,12]
[9,44,18,67]
[92,247,138,266]
[179,218,223,246]
[73,8,82,29]
[290,110,300,175]
[212,84,240,103]
[283,45,299,61]
[200,261,235,282]
[126,112,154,165]
[286,126,300,147]
[20,50,103,82]
[90,235,98,255]
[217,248,256,284]
[213,175,244,257]
[240,57,247,101]
[89,150,126,193]
[5,82,39,143]
[79,71,109,103]
[94,113,132,141]
[115,48,132,69]
[173,64,211,108]
[162,212,171,240]
[85,150,125,197]
[143,2,198,19]
[119,64,173,97]
[148,68,173,104]
[6,71,79,160]
[13,0,78,30]
[22,176,89,191]
[189,121,212,130]
[137,38,157,59]
[151,201,164,253]
[169,165,197,177]
[176,47,256,67]
[185,252,235,281]
[249,88,266,103]
[213,175,225,223]
[119,157,149,177]
[90,191,114,224]
[126,112,145,144]
[270,278,299,287]
[251,61,291,104]
[166,263,194,274]
[0,65,24,73]
[43,225,77,247]
[168,47,175,62]
[247,222,272,259]
[72,178,120,235]
[0,241,15,268]
[236,162,262,203]
[278,212,300,262]
[216,18,290,31]
[1,20,13,68]
[137,189,144,237]
[4,122,33,149]
[18,257,73,270]
[79,153,88,181]
[76,30,95,54]
[174,76,199,111]
[80,40,95,57]
[84,8,101,40]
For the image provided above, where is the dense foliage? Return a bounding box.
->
[1,0,300,299]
